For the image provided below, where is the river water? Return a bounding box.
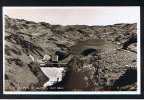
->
[40,67,66,88]
[70,39,107,55]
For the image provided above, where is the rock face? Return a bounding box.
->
[4,15,137,91]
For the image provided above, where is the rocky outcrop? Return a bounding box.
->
[112,67,137,90]
[4,15,137,91]
[122,33,137,50]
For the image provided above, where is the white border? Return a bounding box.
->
[3,6,141,95]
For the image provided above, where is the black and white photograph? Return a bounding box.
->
[3,7,140,95]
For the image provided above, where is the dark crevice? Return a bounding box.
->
[112,68,137,90]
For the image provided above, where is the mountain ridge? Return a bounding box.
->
[4,15,137,91]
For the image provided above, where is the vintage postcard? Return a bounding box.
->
[3,7,140,95]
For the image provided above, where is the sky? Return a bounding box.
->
[3,7,140,26]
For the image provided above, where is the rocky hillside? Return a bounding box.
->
[4,15,137,91]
